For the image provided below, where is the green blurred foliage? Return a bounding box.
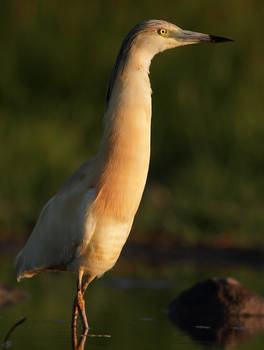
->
[1,0,264,246]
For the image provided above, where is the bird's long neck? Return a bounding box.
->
[94,49,153,221]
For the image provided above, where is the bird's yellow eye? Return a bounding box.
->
[158,28,168,37]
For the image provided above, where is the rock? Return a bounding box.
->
[169,277,264,348]
[0,283,26,308]
[170,277,264,322]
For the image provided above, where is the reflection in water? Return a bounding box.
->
[72,326,87,350]
[3,252,264,350]
[169,277,264,348]
[170,310,264,348]
[72,324,111,349]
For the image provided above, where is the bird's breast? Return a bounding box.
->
[79,217,132,276]
[95,106,151,222]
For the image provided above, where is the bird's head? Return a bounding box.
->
[130,20,232,56]
[105,20,232,107]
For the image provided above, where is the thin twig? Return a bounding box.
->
[2,317,26,346]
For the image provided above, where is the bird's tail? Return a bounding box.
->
[14,248,40,282]
[14,249,25,282]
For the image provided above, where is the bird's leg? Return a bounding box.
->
[72,271,87,349]
[72,296,79,330]
[75,332,88,350]
[72,294,79,349]
[72,319,87,350]
[71,271,95,335]
[82,275,95,295]
[78,275,95,333]
[77,288,88,333]
[71,270,84,332]
[72,323,78,350]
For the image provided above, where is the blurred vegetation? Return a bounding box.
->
[1,0,264,247]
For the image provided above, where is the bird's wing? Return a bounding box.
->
[15,156,98,280]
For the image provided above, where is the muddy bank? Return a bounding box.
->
[0,284,26,308]
[121,241,264,267]
[2,237,264,267]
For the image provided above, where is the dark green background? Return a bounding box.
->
[1,0,264,247]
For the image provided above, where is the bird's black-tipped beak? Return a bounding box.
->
[207,34,233,43]
[176,30,233,44]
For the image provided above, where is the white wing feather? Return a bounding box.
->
[15,156,98,280]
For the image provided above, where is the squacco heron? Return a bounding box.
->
[15,20,231,331]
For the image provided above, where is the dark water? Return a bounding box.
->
[1,251,264,349]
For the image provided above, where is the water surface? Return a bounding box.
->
[1,251,264,349]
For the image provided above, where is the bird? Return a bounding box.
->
[15,20,232,332]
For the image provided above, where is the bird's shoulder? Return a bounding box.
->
[56,155,98,196]
[36,155,98,231]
